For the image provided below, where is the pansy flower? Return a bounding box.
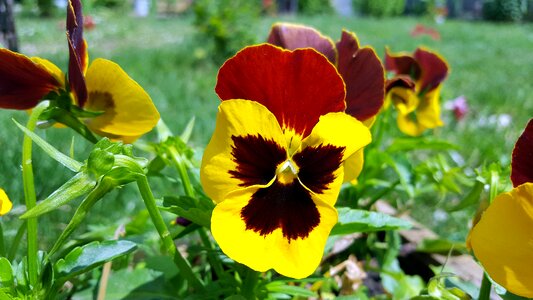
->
[201,44,371,278]
[0,0,159,143]
[0,188,12,216]
[385,47,449,136]
[468,119,533,297]
[266,23,385,182]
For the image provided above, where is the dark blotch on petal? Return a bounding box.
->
[293,144,345,193]
[241,181,320,241]
[511,119,533,187]
[229,134,287,187]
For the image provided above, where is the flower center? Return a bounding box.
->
[276,159,299,185]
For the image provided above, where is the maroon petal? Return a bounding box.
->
[336,30,385,121]
[414,48,449,93]
[67,0,88,106]
[511,119,533,187]
[385,75,416,92]
[267,23,337,64]
[0,49,61,109]
[384,47,421,80]
[215,44,346,137]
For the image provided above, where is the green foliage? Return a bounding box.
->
[298,0,334,15]
[330,207,411,235]
[483,0,525,21]
[354,0,406,17]
[192,0,259,63]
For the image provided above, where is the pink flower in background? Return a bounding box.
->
[450,95,468,121]
[410,24,441,41]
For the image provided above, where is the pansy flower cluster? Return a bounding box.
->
[201,22,387,278]
[0,0,159,142]
[468,119,533,298]
[385,47,449,136]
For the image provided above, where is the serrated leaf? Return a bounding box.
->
[330,208,411,235]
[21,172,96,219]
[55,240,137,281]
[13,119,82,172]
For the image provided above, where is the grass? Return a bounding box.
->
[1,10,532,253]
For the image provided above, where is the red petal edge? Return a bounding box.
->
[215,44,346,137]
[267,23,337,64]
[511,119,533,187]
[336,30,385,121]
[0,49,60,109]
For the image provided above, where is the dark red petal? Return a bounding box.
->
[336,30,385,121]
[385,75,416,92]
[241,180,320,241]
[414,48,449,93]
[67,33,88,106]
[229,134,287,187]
[0,49,60,109]
[384,47,421,80]
[67,0,88,106]
[216,44,346,137]
[267,23,337,64]
[511,119,533,187]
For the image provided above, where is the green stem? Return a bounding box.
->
[0,223,5,257]
[48,180,113,258]
[167,146,225,280]
[489,169,499,204]
[136,176,204,291]
[8,223,26,261]
[22,101,49,287]
[478,273,492,300]
[363,180,400,210]
[241,266,259,300]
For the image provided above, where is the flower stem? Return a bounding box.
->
[241,266,259,300]
[478,272,492,300]
[167,146,225,280]
[136,175,204,291]
[21,101,49,287]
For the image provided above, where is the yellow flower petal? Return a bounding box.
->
[201,100,288,203]
[211,186,338,278]
[343,149,364,183]
[469,183,533,298]
[31,57,66,88]
[0,188,12,216]
[417,86,444,129]
[83,58,160,142]
[299,112,371,205]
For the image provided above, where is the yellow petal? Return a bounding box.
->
[343,149,364,183]
[201,99,288,203]
[469,183,533,298]
[298,112,371,205]
[0,188,12,216]
[83,58,160,142]
[211,186,338,278]
[31,57,66,88]
[417,86,444,129]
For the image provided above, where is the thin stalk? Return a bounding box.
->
[22,101,49,287]
[167,146,225,280]
[136,176,204,291]
[363,180,400,210]
[478,273,492,300]
[8,223,26,261]
[241,266,259,300]
[0,223,5,257]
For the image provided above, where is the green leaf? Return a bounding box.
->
[448,180,484,212]
[161,196,214,228]
[265,281,317,298]
[87,148,115,177]
[21,172,96,219]
[13,119,83,172]
[330,207,411,235]
[55,240,137,281]
[416,238,467,254]
[0,258,14,291]
[180,117,195,143]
